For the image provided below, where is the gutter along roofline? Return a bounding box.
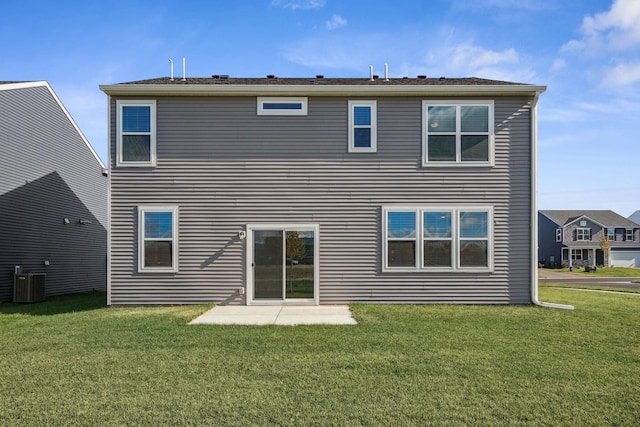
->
[99,83,547,97]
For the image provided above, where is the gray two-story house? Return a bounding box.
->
[0,81,107,301]
[539,210,640,268]
[100,75,546,306]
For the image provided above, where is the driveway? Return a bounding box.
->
[538,269,640,289]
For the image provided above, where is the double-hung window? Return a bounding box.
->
[117,100,156,166]
[626,228,634,241]
[607,228,615,241]
[556,228,563,242]
[348,100,377,152]
[423,101,493,165]
[383,206,492,272]
[576,228,591,241]
[386,210,417,267]
[138,206,178,273]
[571,249,583,260]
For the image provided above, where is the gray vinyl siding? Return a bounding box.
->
[109,96,533,305]
[0,84,107,301]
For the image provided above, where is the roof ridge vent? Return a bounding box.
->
[266,74,277,79]
[315,75,324,79]
[417,75,427,79]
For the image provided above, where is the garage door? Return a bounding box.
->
[610,250,640,268]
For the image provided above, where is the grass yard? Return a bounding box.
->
[554,266,640,277]
[1,289,638,426]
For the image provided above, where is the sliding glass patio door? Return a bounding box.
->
[250,226,318,303]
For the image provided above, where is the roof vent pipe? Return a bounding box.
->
[182,57,186,81]
[369,65,374,81]
[168,59,174,81]
[384,63,390,81]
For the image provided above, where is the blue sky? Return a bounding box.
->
[4,0,639,216]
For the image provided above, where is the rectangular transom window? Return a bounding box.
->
[138,206,178,273]
[423,101,494,166]
[117,100,156,167]
[257,97,308,115]
[348,100,377,152]
[576,228,591,241]
[383,206,492,272]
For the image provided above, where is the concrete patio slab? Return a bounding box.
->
[189,305,357,325]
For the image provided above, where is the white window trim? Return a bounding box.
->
[382,205,493,273]
[626,228,634,241]
[422,100,494,167]
[138,205,179,273]
[556,228,562,242]
[257,97,308,116]
[348,100,377,153]
[607,228,616,241]
[576,228,591,241]
[116,100,156,167]
[571,249,583,260]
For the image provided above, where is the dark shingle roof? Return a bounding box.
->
[540,210,639,228]
[116,76,527,86]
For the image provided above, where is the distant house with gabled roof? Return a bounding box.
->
[539,210,640,268]
[0,81,107,301]
[629,210,640,226]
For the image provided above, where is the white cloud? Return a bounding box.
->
[325,15,347,30]
[563,0,640,53]
[271,0,325,10]
[281,29,535,83]
[449,44,518,69]
[602,61,640,86]
[560,0,640,88]
[551,58,566,72]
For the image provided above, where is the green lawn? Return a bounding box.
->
[540,282,640,294]
[1,290,638,426]
[554,266,640,277]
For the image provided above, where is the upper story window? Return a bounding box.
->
[576,228,591,241]
[607,228,616,241]
[556,228,562,242]
[626,228,634,241]
[423,101,494,166]
[383,206,492,272]
[117,100,156,167]
[257,97,307,116]
[138,206,178,273]
[348,100,377,153]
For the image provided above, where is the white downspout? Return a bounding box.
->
[531,91,574,310]
[106,94,112,306]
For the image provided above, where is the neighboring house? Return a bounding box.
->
[0,81,107,302]
[99,74,546,306]
[629,210,640,226]
[539,210,640,268]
